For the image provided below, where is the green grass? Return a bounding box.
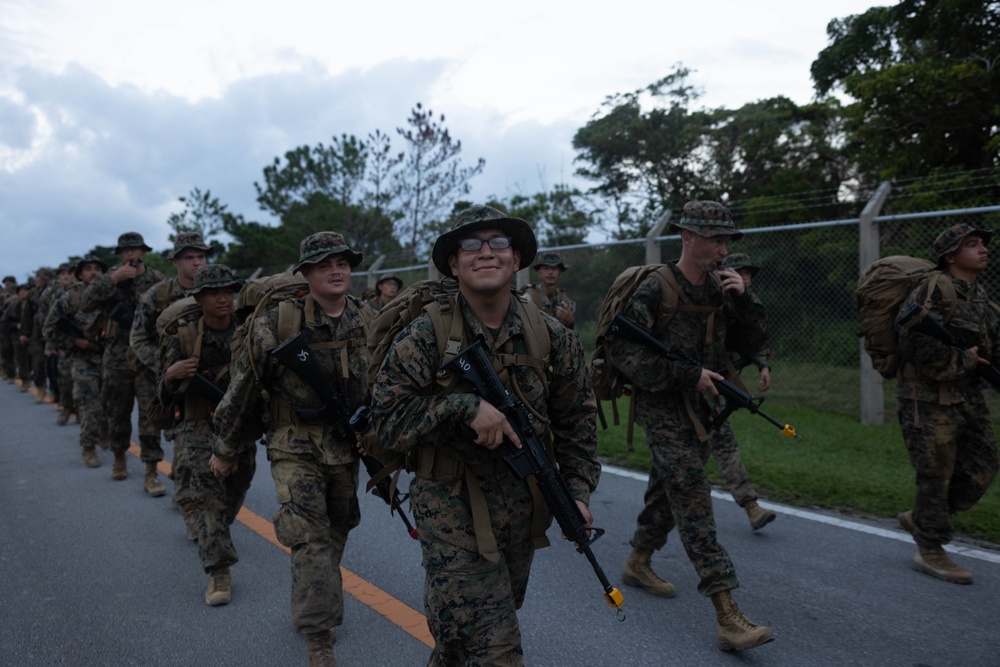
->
[596,367,1000,546]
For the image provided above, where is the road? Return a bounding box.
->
[1,379,998,666]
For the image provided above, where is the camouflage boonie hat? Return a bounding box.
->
[722,252,760,277]
[432,205,537,277]
[376,273,404,292]
[933,223,992,267]
[293,231,363,274]
[114,232,153,253]
[57,262,73,274]
[170,231,214,259]
[669,200,743,240]
[73,255,109,279]
[35,267,55,281]
[533,251,568,272]
[187,265,244,296]
[2,275,15,284]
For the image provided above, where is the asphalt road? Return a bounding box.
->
[2,379,998,667]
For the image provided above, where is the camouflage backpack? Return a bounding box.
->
[590,264,722,449]
[855,255,956,379]
[147,296,204,429]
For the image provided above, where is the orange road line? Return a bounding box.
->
[127,443,434,648]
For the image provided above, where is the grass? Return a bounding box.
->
[595,361,1000,546]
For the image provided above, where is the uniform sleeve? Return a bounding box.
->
[370,317,481,455]
[607,274,701,393]
[545,320,600,505]
[213,314,276,460]
[156,333,183,405]
[80,274,117,313]
[130,283,160,371]
[42,294,69,352]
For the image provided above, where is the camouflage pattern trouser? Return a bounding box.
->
[15,339,30,383]
[28,338,46,390]
[0,329,15,377]
[632,400,739,597]
[410,470,536,667]
[57,354,75,412]
[708,420,757,507]
[101,345,162,461]
[186,446,256,572]
[897,397,999,548]
[71,352,106,449]
[269,452,360,635]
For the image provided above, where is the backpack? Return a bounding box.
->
[148,296,203,429]
[590,264,722,449]
[855,255,955,379]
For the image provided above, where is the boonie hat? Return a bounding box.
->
[933,223,992,267]
[170,232,214,259]
[669,201,743,241]
[35,267,55,281]
[114,232,153,254]
[533,251,568,272]
[292,232,363,274]
[57,262,73,274]
[376,273,404,292]
[721,252,760,277]
[2,275,16,284]
[73,255,109,280]
[432,205,537,277]
[187,265,244,296]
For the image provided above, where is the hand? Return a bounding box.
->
[969,346,990,366]
[74,338,100,352]
[468,399,521,450]
[44,349,55,358]
[210,455,237,478]
[18,335,27,346]
[696,368,724,395]
[566,500,594,542]
[111,264,138,283]
[716,268,746,296]
[164,357,199,384]
[555,302,574,327]
[758,367,772,391]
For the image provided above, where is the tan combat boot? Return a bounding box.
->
[621,548,676,598]
[306,629,337,667]
[112,453,128,480]
[143,462,166,497]
[897,510,916,537]
[912,546,973,584]
[34,387,46,403]
[205,567,232,606]
[56,408,71,426]
[744,500,776,531]
[711,590,775,651]
[82,448,100,468]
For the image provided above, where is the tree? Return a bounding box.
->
[572,66,714,239]
[165,187,234,254]
[488,185,596,247]
[811,0,1000,198]
[392,104,486,257]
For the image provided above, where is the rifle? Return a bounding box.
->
[270,331,418,540]
[175,372,226,403]
[441,340,626,617]
[609,314,796,438]
[57,315,105,353]
[896,303,1000,390]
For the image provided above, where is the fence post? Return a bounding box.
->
[645,211,672,264]
[859,181,892,425]
[367,255,387,290]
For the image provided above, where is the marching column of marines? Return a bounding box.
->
[5,201,996,667]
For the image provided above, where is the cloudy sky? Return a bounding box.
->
[0,0,881,280]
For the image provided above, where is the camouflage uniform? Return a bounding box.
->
[1,277,20,379]
[80,234,166,462]
[214,233,367,637]
[159,265,254,576]
[609,203,767,598]
[708,253,770,511]
[9,287,31,385]
[521,251,576,329]
[48,264,78,419]
[896,224,1000,551]
[371,206,600,665]
[21,268,55,396]
[373,273,404,310]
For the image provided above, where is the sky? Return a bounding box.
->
[0,0,884,280]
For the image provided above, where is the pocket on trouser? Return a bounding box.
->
[272,500,311,549]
